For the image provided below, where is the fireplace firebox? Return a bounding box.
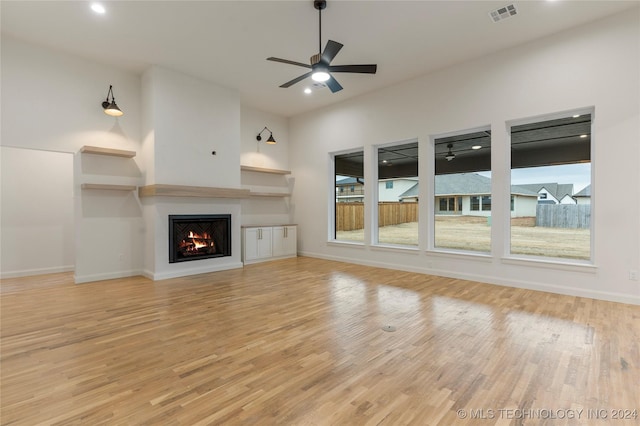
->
[168,214,231,263]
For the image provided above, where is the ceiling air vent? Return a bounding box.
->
[489,4,517,23]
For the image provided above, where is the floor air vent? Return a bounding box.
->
[489,4,517,23]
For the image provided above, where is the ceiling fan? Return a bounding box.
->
[267,0,377,93]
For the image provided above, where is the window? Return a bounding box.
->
[482,195,491,211]
[377,141,418,246]
[510,112,592,261]
[333,151,364,242]
[434,128,491,253]
[471,196,480,211]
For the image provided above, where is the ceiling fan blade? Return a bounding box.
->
[325,75,343,93]
[320,40,343,65]
[329,64,377,74]
[279,72,313,88]
[267,57,311,69]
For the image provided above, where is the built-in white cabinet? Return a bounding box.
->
[242,225,297,264]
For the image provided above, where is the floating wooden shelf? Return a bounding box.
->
[80,145,136,158]
[249,192,291,198]
[138,184,251,199]
[81,183,137,191]
[241,165,291,175]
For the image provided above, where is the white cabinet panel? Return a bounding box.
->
[242,227,273,262]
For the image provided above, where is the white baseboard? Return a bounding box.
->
[74,269,143,284]
[298,250,640,306]
[1,265,74,279]
[147,262,244,281]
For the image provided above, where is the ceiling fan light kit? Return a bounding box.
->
[267,0,377,93]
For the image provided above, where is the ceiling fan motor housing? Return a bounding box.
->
[310,53,321,65]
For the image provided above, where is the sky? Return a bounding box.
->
[479,163,591,192]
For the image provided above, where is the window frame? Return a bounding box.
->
[505,107,595,265]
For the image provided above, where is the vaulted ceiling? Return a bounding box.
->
[1,1,635,117]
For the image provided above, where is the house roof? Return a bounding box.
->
[574,185,591,197]
[336,177,362,185]
[398,173,539,198]
[518,183,574,201]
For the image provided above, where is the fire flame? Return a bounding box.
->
[181,230,215,253]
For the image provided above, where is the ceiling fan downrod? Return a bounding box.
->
[314,0,327,55]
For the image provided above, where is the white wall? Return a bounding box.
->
[0,147,74,277]
[1,36,143,281]
[140,66,245,279]
[1,37,293,283]
[513,196,537,218]
[378,179,417,202]
[289,10,640,304]
[144,66,241,188]
[240,105,289,171]
[240,106,293,227]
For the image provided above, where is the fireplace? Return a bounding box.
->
[168,214,231,263]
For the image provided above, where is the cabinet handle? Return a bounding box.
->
[284,227,287,238]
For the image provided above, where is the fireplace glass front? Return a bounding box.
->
[168,214,231,263]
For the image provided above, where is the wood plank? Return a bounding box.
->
[80,146,136,158]
[1,258,638,424]
[241,165,291,175]
[81,183,137,191]
[248,191,290,198]
[138,184,250,199]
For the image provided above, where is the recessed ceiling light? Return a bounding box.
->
[472,145,482,150]
[91,3,106,14]
[580,134,588,138]
[573,114,581,118]
[304,88,312,94]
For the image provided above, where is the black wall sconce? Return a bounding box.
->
[256,126,276,145]
[101,85,124,117]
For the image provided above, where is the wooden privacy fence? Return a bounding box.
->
[336,202,418,231]
[536,204,591,229]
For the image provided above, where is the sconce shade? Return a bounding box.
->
[103,101,124,117]
[101,85,124,117]
[266,133,277,144]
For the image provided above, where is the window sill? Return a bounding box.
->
[371,244,420,254]
[501,256,597,273]
[327,240,366,248]
[427,249,493,262]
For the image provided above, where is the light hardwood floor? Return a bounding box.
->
[1,257,638,425]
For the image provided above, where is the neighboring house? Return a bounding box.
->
[378,178,418,202]
[398,173,539,218]
[573,184,591,205]
[335,177,364,202]
[518,183,576,204]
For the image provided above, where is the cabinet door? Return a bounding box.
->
[257,227,272,259]
[283,226,296,256]
[243,228,260,261]
[244,227,272,261]
[273,226,296,257]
